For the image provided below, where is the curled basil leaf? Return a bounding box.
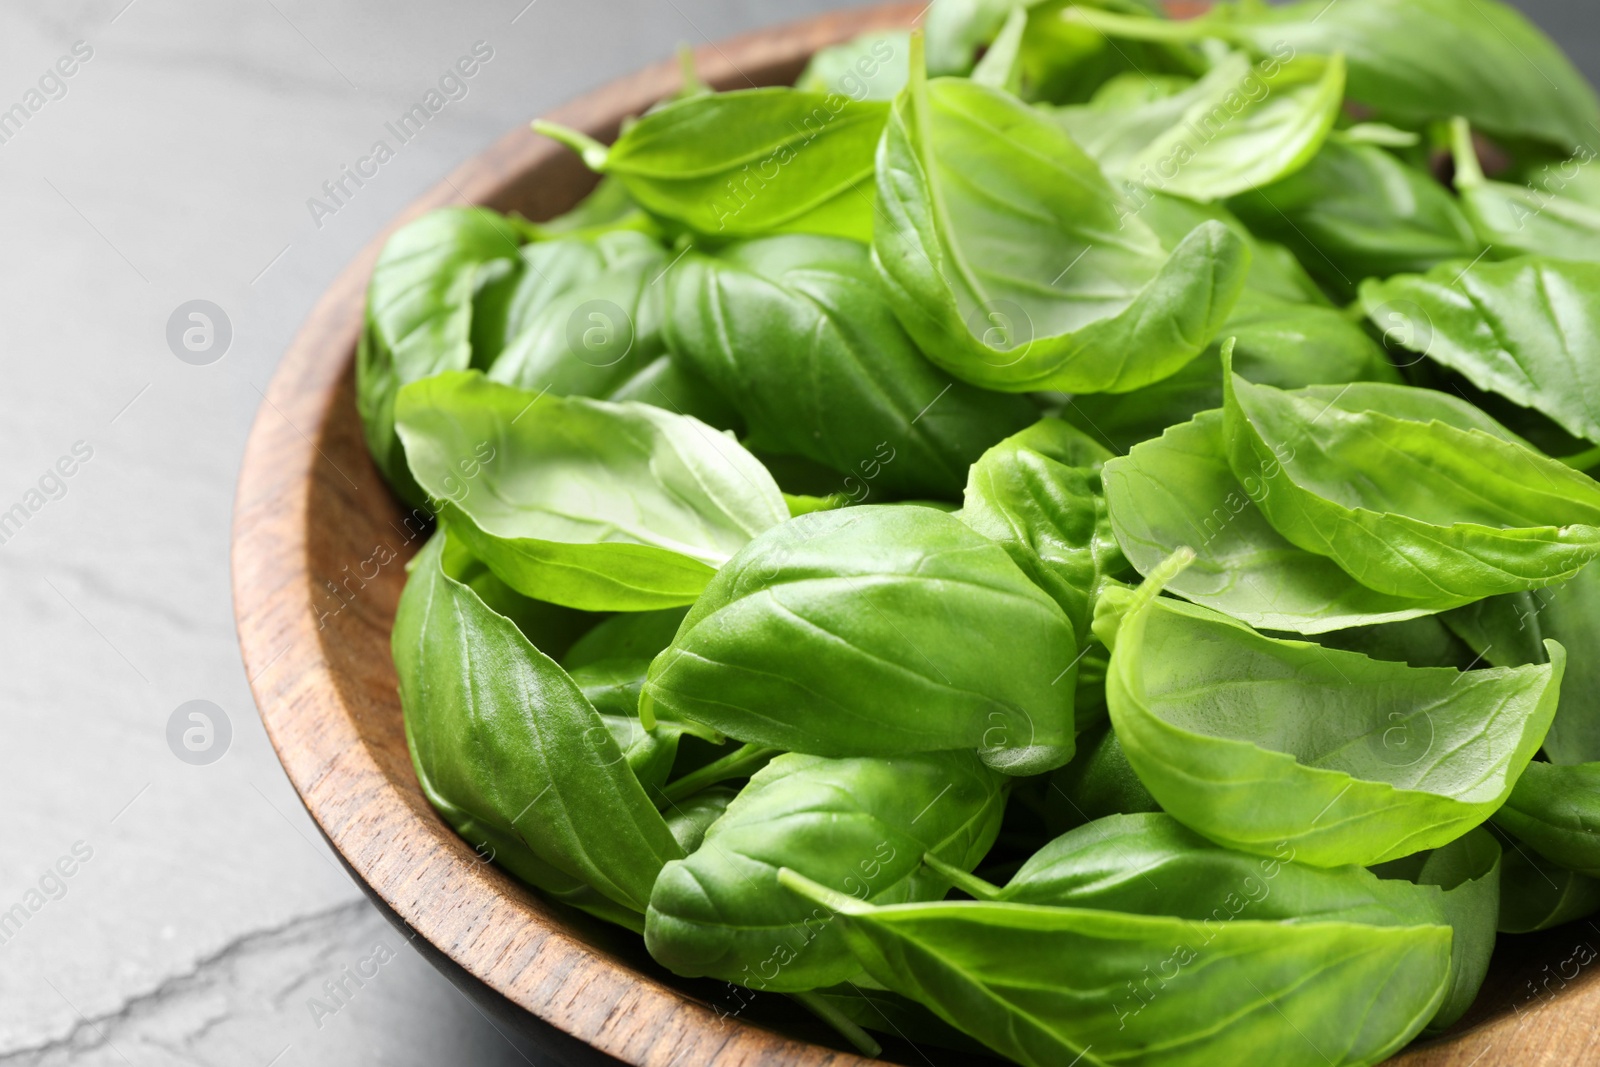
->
[1103,582,1564,867]
[960,417,1126,638]
[1361,254,1600,448]
[645,751,1006,991]
[781,868,1451,1067]
[663,235,1035,499]
[534,88,888,240]
[357,207,529,503]
[643,505,1080,775]
[395,529,682,925]
[1070,0,1600,151]
[1104,408,1441,634]
[872,38,1248,394]
[395,371,787,611]
[1224,368,1600,603]
[1058,51,1345,203]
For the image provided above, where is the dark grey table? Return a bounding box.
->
[0,2,1587,1065]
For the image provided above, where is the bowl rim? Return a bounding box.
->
[230,4,1600,1065]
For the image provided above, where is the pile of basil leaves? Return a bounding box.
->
[359,1,1600,1063]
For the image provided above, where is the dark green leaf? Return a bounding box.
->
[645,751,1006,991]
[663,235,1035,499]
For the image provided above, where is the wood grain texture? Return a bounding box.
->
[230,5,1600,1065]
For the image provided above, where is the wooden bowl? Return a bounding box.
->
[231,5,1600,1064]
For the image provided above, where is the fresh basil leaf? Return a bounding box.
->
[1371,828,1501,1031]
[781,869,1451,1067]
[395,529,683,922]
[1231,136,1481,300]
[1224,368,1600,603]
[1494,761,1600,876]
[795,31,910,101]
[663,235,1035,499]
[1361,255,1600,448]
[643,505,1080,775]
[961,417,1127,638]
[1070,0,1600,151]
[487,230,669,398]
[872,39,1249,394]
[1058,51,1344,203]
[395,371,788,611]
[645,751,1006,991]
[534,88,889,240]
[1103,580,1564,867]
[1104,409,1441,633]
[357,207,529,503]
[1450,120,1600,261]
[1070,291,1395,453]
[1046,724,1160,830]
[1443,562,1600,764]
[1494,827,1600,934]
[661,785,736,854]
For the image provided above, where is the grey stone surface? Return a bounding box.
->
[0,1,1590,1066]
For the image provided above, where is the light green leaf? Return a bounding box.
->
[781,869,1450,1067]
[1105,589,1563,867]
[872,38,1249,393]
[1224,370,1600,603]
[395,371,787,611]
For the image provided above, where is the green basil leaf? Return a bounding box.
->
[1231,137,1481,300]
[781,869,1451,1067]
[1071,290,1395,453]
[535,88,889,240]
[357,207,528,503]
[1361,255,1600,447]
[1105,583,1563,867]
[663,235,1035,499]
[1046,724,1160,830]
[1494,761,1600,876]
[1494,828,1600,933]
[1450,120,1600,261]
[643,505,1080,775]
[961,417,1126,640]
[1312,615,1478,670]
[395,530,683,920]
[1071,0,1600,151]
[1443,562,1600,764]
[486,230,669,398]
[1104,409,1441,633]
[872,39,1249,393]
[1059,51,1344,202]
[1371,827,1502,1031]
[645,751,1006,991]
[661,785,737,854]
[1224,369,1600,603]
[795,32,910,101]
[395,371,788,611]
